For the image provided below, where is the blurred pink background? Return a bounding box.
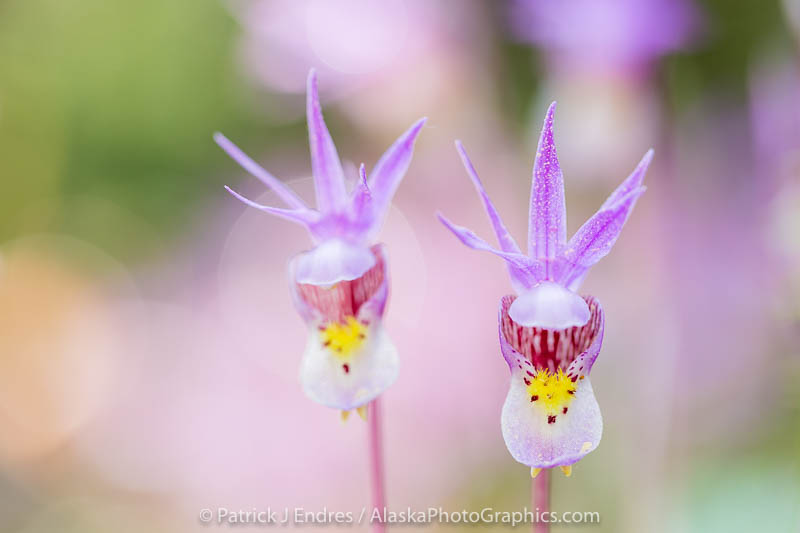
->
[0,1,798,532]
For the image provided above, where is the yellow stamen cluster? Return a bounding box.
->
[320,317,367,360]
[526,368,576,422]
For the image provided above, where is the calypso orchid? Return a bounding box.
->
[216,70,426,416]
[438,103,651,475]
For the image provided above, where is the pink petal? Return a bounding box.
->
[528,102,567,277]
[306,69,348,212]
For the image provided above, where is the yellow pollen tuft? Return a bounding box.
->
[320,317,367,360]
[526,367,577,422]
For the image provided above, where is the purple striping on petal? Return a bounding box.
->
[296,245,385,323]
[500,294,602,373]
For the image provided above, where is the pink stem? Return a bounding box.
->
[532,469,550,533]
[368,399,386,533]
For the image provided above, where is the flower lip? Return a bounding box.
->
[508,281,590,329]
[295,245,395,411]
[300,321,398,411]
[499,294,605,468]
[294,239,377,285]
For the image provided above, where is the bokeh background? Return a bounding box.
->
[1,0,799,531]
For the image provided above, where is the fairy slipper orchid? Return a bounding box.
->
[216,69,426,413]
[438,102,651,473]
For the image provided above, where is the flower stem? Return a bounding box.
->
[368,398,386,532]
[532,469,550,533]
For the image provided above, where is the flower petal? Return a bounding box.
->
[565,304,604,380]
[559,187,645,288]
[367,117,427,224]
[455,141,537,291]
[307,69,348,213]
[501,373,602,468]
[224,186,320,226]
[600,149,653,210]
[508,281,590,329]
[528,102,567,276]
[437,213,544,275]
[293,239,377,286]
[214,133,308,210]
[300,320,398,411]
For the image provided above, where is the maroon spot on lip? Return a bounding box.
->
[523,377,531,386]
[562,407,568,414]
[343,364,350,374]
[548,415,557,424]
[567,389,575,395]
[530,395,539,402]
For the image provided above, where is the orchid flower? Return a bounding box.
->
[438,103,651,475]
[216,70,426,416]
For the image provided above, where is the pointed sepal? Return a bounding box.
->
[528,102,566,275]
[306,69,348,213]
[367,117,427,224]
[215,133,308,210]
[437,213,544,273]
[455,141,539,290]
